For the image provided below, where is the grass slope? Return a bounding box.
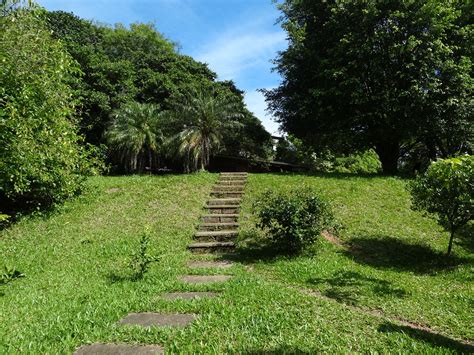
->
[0,172,472,353]
[240,173,473,343]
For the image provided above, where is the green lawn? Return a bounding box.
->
[1,173,472,353]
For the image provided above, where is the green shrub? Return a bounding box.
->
[333,150,382,174]
[0,6,100,209]
[253,188,336,253]
[409,155,473,255]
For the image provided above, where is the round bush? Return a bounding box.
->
[409,155,473,255]
[253,188,336,253]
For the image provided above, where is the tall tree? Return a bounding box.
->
[105,102,163,173]
[170,89,243,172]
[265,0,473,174]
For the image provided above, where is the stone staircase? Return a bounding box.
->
[187,172,247,254]
[74,172,247,354]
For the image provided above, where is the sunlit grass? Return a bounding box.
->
[0,172,472,353]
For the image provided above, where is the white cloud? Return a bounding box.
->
[196,31,286,81]
[194,15,286,135]
[245,89,280,136]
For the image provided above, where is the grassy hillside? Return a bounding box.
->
[240,173,473,342]
[0,173,472,353]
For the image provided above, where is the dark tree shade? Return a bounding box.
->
[265,0,473,174]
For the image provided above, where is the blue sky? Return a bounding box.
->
[39,0,287,135]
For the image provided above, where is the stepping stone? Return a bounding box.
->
[162,291,218,300]
[205,205,240,214]
[74,343,164,355]
[207,198,242,205]
[180,275,232,284]
[199,222,239,231]
[210,191,243,198]
[202,214,239,223]
[188,241,235,254]
[212,185,244,192]
[218,179,246,184]
[118,313,196,328]
[188,260,234,269]
[194,230,238,242]
[215,181,246,186]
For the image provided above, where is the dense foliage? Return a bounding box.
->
[168,88,243,172]
[266,0,473,174]
[45,11,272,169]
[0,5,98,211]
[275,136,382,174]
[409,155,473,255]
[105,102,164,173]
[253,188,336,253]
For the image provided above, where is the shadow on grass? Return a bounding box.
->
[457,223,474,254]
[219,229,303,264]
[105,271,143,284]
[249,171,389,180]
[343,236,471,275]
[308,271,408,306]
[378,322,474,353]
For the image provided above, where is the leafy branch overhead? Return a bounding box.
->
[265,0,473,174]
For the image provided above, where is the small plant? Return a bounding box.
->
[0,265,24,285]
[253,188,337,254]
[0,213,10,228]
[129,228,161,279]
[409,155,473,255]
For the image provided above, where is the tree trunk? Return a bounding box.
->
[375,140,400,175]
[447,229,455,255]
[148,148,152,171]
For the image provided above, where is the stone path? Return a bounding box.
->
[74,344,164,355]
[188,172,247,254]
[161,291,218,300]
[74,172,246,354]
[179,275,233,284]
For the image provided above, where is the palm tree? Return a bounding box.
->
[105,102,164,173]
[172,88,243,172]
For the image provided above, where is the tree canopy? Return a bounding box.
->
[265,0,473,174]
[45,11,272,165]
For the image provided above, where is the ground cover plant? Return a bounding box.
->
[1,173,472,353]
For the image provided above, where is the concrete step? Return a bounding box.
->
[202,214,239,223]
[213,185,245,191]
[199,222,239,231]
[206,205,239,214]
[210,191,243,198]
[194,230,238,242]
[188,241,235,254]
[214,180,245,188]
[220,172,247,176]
[218,176,247,181]
[207,198,241,206]
[216,180,246,186]
[219,175,247,180]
